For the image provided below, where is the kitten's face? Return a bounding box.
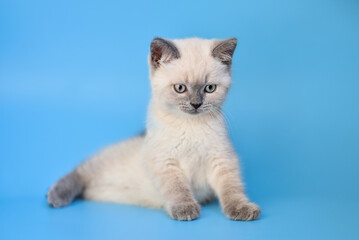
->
[149,38,237,116]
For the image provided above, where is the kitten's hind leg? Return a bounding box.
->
[47,169,84,208]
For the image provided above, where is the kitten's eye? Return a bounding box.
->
[174,84,187,93]
[204,84,216,93]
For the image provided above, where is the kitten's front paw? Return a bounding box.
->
[168,201,201,221]
[224,201,260,221]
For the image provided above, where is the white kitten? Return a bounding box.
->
[47,37,260,221]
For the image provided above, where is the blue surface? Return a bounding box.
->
[1,0,359,239]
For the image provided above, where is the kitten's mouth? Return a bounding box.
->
[181,108,201,115]
[189,111,199,115]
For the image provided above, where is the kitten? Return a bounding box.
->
[47,37,260,221]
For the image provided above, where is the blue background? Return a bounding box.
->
[1,0,358,239]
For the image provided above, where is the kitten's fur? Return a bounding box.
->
[47,37,260,221]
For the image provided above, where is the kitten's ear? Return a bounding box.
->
[212,38,237,66]
[150,37,180,69]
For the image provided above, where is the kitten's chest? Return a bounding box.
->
[171,127,213,178]
[171,127,211,161]
[171,128,215,202]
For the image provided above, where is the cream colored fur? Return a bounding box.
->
[49,38,260,221]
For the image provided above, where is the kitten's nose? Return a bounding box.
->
[190,102,202,109]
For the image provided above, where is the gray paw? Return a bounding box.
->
[47,171,84,208]
[168,201,201,221]
[47,184,73,208]
[224,201,261,221]
[47,176,82,208]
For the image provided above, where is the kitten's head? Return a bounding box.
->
[148,37,237,116]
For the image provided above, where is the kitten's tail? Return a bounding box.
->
[46,169,85,208]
